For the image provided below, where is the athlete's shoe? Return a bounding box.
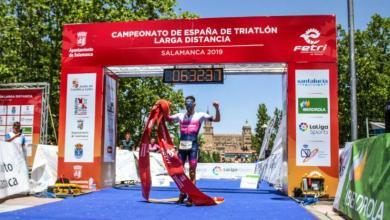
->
[176,193,187,204]
[185,197,193,206]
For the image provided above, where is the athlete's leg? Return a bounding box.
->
[177,150,189,204]
[188,148,199,184]
[186,149,199,206]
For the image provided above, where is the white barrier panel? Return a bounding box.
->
[187,163,256,179]
[0,141,30,199]
[115,150,140,182]
[30,145,58,193]
[30,148,257,191]
[115,150,167,183]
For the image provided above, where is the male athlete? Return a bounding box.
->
[169,96,220,204]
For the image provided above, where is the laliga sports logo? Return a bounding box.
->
[213,166,223,176]
[77,31,87,47]
[299,122,309,132]
[294,28,327,53]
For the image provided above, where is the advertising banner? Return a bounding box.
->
[333,134,389,220]
[187,163,256,179]
[0,89,42,166]
[103,75,116,162]
[0,141,30,199]
[62,16,336,66]
[64,73,97,163]
[295,69,331,166]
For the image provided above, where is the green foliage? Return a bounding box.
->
[198,150,220,163]
[118,78,184,144]
[0,0,195,143]
[252,103,270,154]
[337,14,389,143]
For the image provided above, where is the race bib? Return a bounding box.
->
[179,141,193,150]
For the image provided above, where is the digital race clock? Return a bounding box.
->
[163,68,224,84]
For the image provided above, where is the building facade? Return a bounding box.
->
[202,119,256,162]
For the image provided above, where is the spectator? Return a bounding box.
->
[5,122,26,158]
[149,138,160,153]
[120,131,135,151]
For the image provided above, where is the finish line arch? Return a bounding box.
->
[58,15,339,196]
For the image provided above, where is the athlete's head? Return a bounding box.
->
[185,96,196,113]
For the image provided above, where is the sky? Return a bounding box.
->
[171,0,389,134]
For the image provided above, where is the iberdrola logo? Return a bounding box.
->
[350,151,367,181]
[298,98,328,114]
[300,100,311,109]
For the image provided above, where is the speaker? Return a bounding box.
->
[385,100,390,133]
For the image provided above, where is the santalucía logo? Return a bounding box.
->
[297,78,328,86]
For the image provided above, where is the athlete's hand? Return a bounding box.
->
[213,102,220,110]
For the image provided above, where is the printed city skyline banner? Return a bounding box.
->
[295,69,331,167]
[64,73,97,163]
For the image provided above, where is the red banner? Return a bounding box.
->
[62,16,336,66]
[139,100,223,206]
[0,89,42,166]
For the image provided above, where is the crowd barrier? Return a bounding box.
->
[0,141,30,200]
[333,134,389,220]
[28,147,256,193]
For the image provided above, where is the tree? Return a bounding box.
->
[337,14,389,144]
[212,151,221,163]
[118,77,185,144]
[252,103,270,154]
[0,1,196,143]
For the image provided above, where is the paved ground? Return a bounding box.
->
[304,201,345,220]
[0,196,62,213]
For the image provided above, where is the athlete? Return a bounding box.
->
[168,96,220,204]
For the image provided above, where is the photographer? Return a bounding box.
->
[5,121,27,159]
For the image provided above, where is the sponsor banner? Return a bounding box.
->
[0,141,30,199]
[64,74,96,162]
[62,16,336,66]
[333,134,389,220]
[103,76,117,162]
[0,89,42,155]
[296,69,330,166]
[185,163,256,179]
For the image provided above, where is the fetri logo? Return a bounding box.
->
[300,28,320,45]
[294,28,327,54]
